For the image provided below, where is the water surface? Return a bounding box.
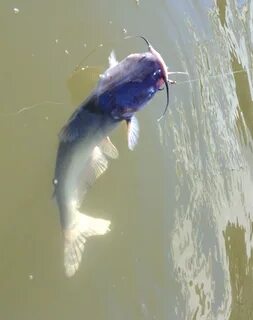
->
[0,0,253,319]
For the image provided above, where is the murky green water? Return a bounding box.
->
[0,0,253,319]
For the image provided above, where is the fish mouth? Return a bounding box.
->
[146,41,188,121]
[125,35,186,120]
[135,36,172,121]
[148,43,170,121]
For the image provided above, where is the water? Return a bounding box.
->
[0,0,253,319]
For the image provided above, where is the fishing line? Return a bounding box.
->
[0,101,65,117]
[175,67,253,85]
[3,36,251,118]
[69,35,253,88]
[155,67,252,122]
[156,66,253,122]
[73,35,135,73]
[73,43,105,73]
[1,37,135,118]
[7,67,246,118]
[73,34,155,72]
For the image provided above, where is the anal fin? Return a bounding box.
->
[91,146,108,179]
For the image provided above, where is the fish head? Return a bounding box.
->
[96,47,168,120]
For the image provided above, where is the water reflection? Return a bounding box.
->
[224,223,253,319]
[167,0,253,318]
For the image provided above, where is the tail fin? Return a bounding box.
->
[64,211,111,277]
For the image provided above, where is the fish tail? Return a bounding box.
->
[63,210,111,277]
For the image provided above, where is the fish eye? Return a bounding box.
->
[152,69,162,79]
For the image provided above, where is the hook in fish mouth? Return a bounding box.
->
[125,35,189,121]
[124,35,172,121]
[124,35,171,121]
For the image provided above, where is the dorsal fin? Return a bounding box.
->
[108,51,118,68]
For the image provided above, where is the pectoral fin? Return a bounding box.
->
[100,137,119,159]
[126,116,139,151]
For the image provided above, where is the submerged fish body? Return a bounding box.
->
[54,42,169,276]
[54,97,118,276]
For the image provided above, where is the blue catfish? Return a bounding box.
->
[54,38,171,276]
